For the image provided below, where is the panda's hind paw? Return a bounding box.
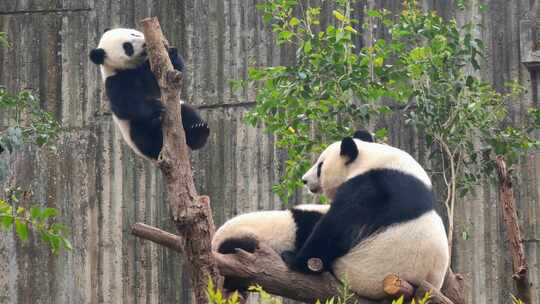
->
[185,121,210,150]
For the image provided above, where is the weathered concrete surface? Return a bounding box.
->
[0,1,538,303]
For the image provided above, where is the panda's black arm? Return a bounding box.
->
[168,48,184,72]
[106,75,164,121]
[141,48,184,73]
[283,174,384,273]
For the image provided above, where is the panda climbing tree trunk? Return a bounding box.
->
[134,17,222,303]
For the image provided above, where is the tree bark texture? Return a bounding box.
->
[495,156,533,303]
[139,17,221,304]
[131,222,457,304]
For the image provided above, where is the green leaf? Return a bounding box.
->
[332,10,347,22]
[344,26,357,34]
[303,40,312,53]
[15,219,29,241]
[366,10,382,18]
[373,57,384,67]
[409,47,428,61]
[392,295,404,304]
[374,128,388,139]
[30,207,42,220]
[42,207,58,219]
[0,215,14,229]
[289,17,300,27]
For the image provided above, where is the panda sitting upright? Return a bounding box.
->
[212,130,449,299]
[89,28,209,159]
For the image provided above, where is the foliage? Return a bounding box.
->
[206,279,242,304]
[206,279,433,304]
[0,187,72,254]
[391,292,431,304]
[0,32,8,48]
[0,32,67,254]
[0,88,61,155]
[511,295,525,304]
[242,0,539,251]
[242,0,404,201]
[387,2,538,250]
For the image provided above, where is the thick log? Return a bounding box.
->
[495,156,533,303]
[214,242,380,304]
[138,18,221,304]
[131,222,460,304]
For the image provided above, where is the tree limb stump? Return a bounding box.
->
[138,18,221,303]
[495,156,533,303]
[383,274,414,299]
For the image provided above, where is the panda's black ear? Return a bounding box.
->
[340,137,358,165]
[353,129,374,142]
[89,48,106,64]
[103,27,112,33]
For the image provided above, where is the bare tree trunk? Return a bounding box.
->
[495,156,532,303]
[138,18,221,304]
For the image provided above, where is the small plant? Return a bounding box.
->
[511,294,525,304]
[206,279,241,304]
[0,32,8,48]
[0,187,72,254]
[0,88,61,155]
[248,285,283,304]
[0,33,66,253]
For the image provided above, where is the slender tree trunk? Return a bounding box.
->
[138,18,221,304]
[495,156,532,303]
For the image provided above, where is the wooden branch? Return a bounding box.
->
[495,156,532,303]
[214,241,379,304]
[131,223,461,304]
[131,222,185,253]
[413,279,454,304]
[139,18,221,304]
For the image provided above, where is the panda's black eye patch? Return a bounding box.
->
[123,42,134,56]
[317,162,323,178]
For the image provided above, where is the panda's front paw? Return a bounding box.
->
[281,251,314,274]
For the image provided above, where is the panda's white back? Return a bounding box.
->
[333,210,448,299]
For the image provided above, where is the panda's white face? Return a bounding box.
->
[89,28,147,78]
[302,137,431,200]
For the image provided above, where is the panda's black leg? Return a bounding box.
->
[0,144,4,154]
[168,48,185,72]
[181,103,209,150]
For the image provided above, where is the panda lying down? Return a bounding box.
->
[89,28,209,159]
[212,130,449,300]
